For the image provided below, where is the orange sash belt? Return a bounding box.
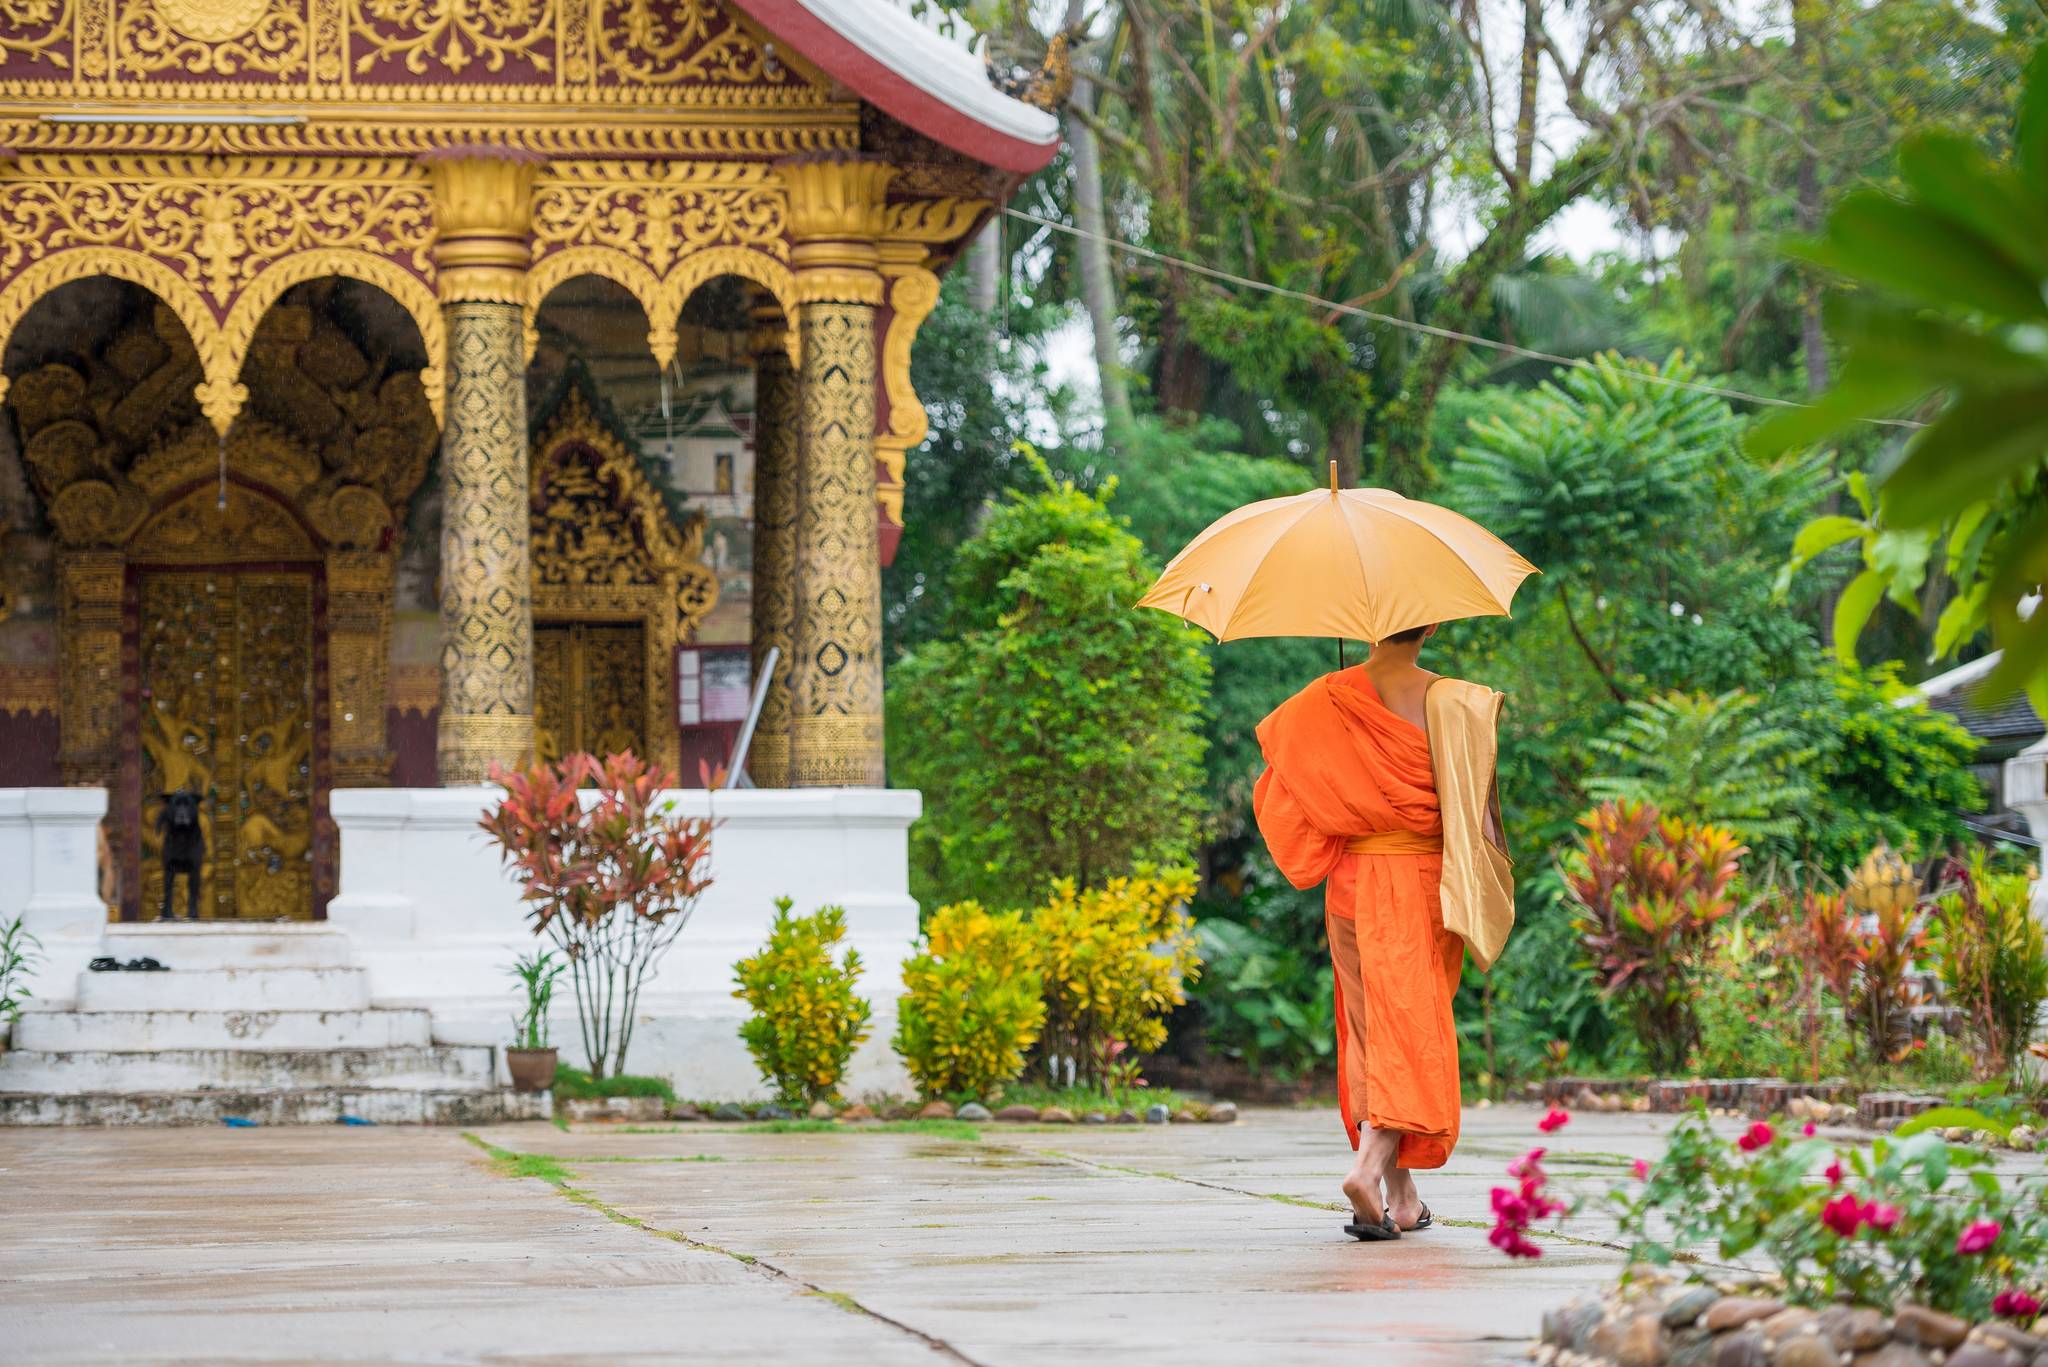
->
[1344,830,1444,856]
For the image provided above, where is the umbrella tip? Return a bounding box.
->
[1328,459,1339,494]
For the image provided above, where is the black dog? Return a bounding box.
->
[157,789,205,922]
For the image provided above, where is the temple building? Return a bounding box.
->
[0,0,1060,1120]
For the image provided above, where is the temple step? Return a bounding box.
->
[0,1088,549,1127]
[0,1045,498,1094]
[98,924,354,970]
[13,1008,433,1052]
[74,967,373,1013]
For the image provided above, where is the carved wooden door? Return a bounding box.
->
[533,622,647,765]
[135,569,319,920]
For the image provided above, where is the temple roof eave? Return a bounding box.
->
[730,0,1060,173]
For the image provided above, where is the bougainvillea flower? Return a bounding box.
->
[1802,1122,1817,1137]
[1959,1221,2003,1255]
[1537,1108,1570,1133]
[1488,1223,1544,1259]
[1822,1192,1865,1237]
[1632,1159,1650,1180]
[1509,1148,1547,1180]
[1736,1122,1775,1152]
[1994,1290,2042,1319]
[1823,1159,1845,1186]
[1864,1202,1901,1233]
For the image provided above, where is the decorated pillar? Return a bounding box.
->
[747,302,800,789]
[423,149,543,784]
[779,156,894,788]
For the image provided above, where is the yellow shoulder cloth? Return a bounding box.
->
[1426,678,1515,971]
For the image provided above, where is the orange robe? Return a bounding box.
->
[1253,667,1465,1169]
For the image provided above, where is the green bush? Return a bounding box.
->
[1690,923,1851,1083]
[1587,690,1815,852]
[732,900,873,1106]
[1928,853,2048,1077]
[893,902,1046,1101]
[1193,917,1333,1080]
[550,1066,676,1105]
[886,461,1210,907]
[1034,869,1202,1093]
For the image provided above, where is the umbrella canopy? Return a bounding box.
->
[1137,469,1538,643]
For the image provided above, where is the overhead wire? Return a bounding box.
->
[1000,206,1929,433]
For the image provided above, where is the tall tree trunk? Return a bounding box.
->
[1069,76,1134,438]
[1377,139,1612,492]
[1794,0,1840,646]
[965,221,1001,313]
[1063,0,1134,440]
[1328,410,1364,489]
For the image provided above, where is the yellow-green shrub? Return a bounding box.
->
[732,898,872,1105]
[1033,868,1201,1090]
[893,902,1046,1100]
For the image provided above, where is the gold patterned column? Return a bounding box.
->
[424,148,543,783]
[748,302,800,789]
[56,550,124,787]
[779,156,893,788]
[326,550,395,787]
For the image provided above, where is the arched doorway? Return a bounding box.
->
[1,277,438,919]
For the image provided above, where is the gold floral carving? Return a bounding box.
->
[0,663,60,715]
[875,261,938,527]
[526,163,798,370]
[881,198,991,244]
[57,550,124,785]
[346,0,554,77]
[0,0,73,69]
[327,548,395,787]
[436,299,535,781]
[0,120,855,161]
[0,0,831,103]
[527,384,719,775]
[0,155,444,431]
[787,299,883,788]
[115,0,308,80]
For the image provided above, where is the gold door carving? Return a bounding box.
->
[533,622,647,766]
[138,568,318,921]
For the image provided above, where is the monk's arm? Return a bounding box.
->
[1252,767,1345,889]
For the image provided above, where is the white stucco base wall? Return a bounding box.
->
[326,786,922,1099]
[0,788,112,1005]
[2006,737,2048,922]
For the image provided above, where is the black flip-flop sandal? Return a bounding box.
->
[1402,1203,1433,1232]
[1343,1214,1401,1242]
[89,956,121,972]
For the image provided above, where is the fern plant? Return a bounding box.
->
[1587,689,1816,852]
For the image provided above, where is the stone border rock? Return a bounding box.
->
[1534,1269,2047,1367]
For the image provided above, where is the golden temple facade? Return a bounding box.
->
[0,0,1059,920]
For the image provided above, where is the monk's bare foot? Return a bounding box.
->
[1342,1159,1386,1227]
[1386,1168,1426,1230]
[1343,1127,1398,1228]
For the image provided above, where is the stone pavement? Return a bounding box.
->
[0,1104,1719,1366]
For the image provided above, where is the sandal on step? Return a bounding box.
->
[89,956,121,972]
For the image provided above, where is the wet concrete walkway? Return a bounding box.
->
[0,1104,1690,1365]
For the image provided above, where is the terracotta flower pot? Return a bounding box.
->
[506,1047,558,1093]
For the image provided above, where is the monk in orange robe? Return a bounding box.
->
[1254,622,1506,1240]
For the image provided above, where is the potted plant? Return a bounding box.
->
[505,948,565,1092]
[0,916,42,1054]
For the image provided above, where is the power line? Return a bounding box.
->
[1002,206,1928,433]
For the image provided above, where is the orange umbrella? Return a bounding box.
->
[1137,463,1538,644]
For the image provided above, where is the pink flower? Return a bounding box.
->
[1959,1221,2003,1255]
[1737,1122,1775,1153]
[1802,1122,1817,1137]
[1509,1148,1548,1181]
[1824,1159,1845,1187]
[1994,1290,2042,1320]
[1632,1159,1651,1180]
[1537,1108,1570,1134]
[1488,1222,1544,1258]
[1822,1192,1865,1237]
[1865,1202,1901,1233]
